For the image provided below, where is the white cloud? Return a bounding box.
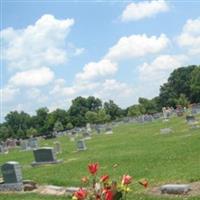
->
[106,34,170,61]
[75,59,118,82]
[1,14,75,70]
[0,86,20,102]
[177,17,200,55]
[139,54,188,84]
[9,67,54,87]
[121,0,169,22]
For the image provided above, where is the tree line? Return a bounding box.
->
[0,65,199,140]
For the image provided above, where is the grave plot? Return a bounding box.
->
[31,147,63,167]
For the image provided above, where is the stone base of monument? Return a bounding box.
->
[0,182,24,191]
[160,184,191,194]
[31,159,63,167]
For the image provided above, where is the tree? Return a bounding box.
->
[190,66,200,103]
[128,105,142,117]
[159,65,197,107]
[96,109,111,124]
[85,111,98,124]
[176,94,189,107]
[5,111,31,137]
[26,127,38,138]
[0,125,12,140]
[34,107,49,134]
[66,122,73,130]
[104,100,122,120]
[53,121,64,132]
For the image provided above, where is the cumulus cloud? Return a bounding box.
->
[9,67,54,87]
[121,0,169,22]
[0,86,20,102]
[177,17,200,55]
[139,54,188,84]
[75,59,118,82]
[1,14,75,70]
[106,34,170,61]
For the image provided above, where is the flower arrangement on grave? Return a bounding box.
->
[72,162,148,200]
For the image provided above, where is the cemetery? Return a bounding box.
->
[1,1,200,199]
[0,112,199,200]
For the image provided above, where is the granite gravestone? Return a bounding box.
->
[31,147,62,166]
[160,128,172,134]
[54,141,61,154]
[20,140,29,151]
[28,138,38,149]
[76,140,87,151]
[160,184,191,194]
[0,161,23,191]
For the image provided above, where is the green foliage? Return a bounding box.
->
[53,121,64,132]
[26,127,38,138]
[104,100,123,120]
[158,65,198,107]
[176,94,189,107]
[190,66,200,102]
[65,122,73,130]
[85,111,98,124]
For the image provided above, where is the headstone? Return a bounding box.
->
[76,140,87,151]
[186,115,196,124]
[160,184,191,194]
[20,140,30,151]
[54,141,61,154]
[28,138,38,149]
[0,144,8,154]
[86,123,92,133]
[31,147,63,166]
[160,128,172,134]
[0,161,23,191]
[105,127,113,135]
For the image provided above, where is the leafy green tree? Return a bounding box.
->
[0,125,12,140]
[104,100,122,120]
[159,65,197,107]
[66,122,73,130]
[128,105,142,117]
[85,111,98,124]
[26,127,38,138]
[53,120,64,132]
[190,66,200,103]
[176,94,189,107]
[34,107,49,134]
[96,109,111,124]
[5,111,31,137]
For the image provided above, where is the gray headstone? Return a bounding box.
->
[1,161,22,184]
[160,184,191,194]
[33,147,56,163]
[160,128,172,134]
[20,140,30,151]
[76,140,87,151]
[54,141,61,154]
[28,138,38,149]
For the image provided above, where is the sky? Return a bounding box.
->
[1,0,200,122]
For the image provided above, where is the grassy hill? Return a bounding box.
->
[0,114,200,200]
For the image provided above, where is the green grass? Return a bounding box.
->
[0,114,200,199]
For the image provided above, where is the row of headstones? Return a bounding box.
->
[0,161,192,194]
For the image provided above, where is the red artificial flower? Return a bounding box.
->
[88,163,99,175]
[81,176,89,184]
[100,175,109,183]
[74,188,87,200]
[105,189,113,200]
[139,179,148,188]
[121,175,132,185]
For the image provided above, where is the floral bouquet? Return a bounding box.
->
[72,163,148,200]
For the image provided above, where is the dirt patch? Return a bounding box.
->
[36,185,66,196]
[148,182,200,197]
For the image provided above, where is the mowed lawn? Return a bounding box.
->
[0,115,200,200]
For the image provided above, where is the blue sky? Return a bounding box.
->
[1,0,200,122]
